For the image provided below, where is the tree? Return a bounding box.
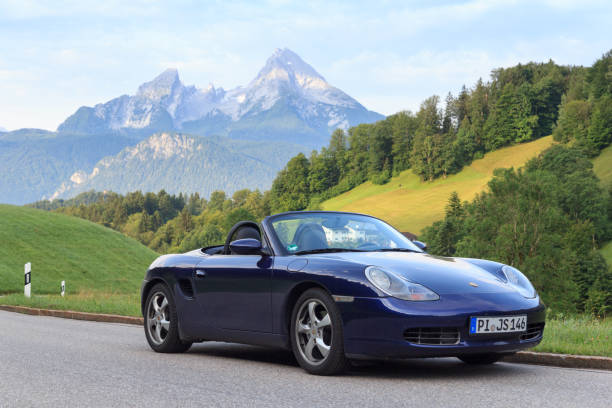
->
[410,96,446,181]
[553,98,591,143]
[179,207,194,233]
[368,121,393,178]
[208,191,226,212]
[309,149,338,194]
[587,50,612,99]
[421,191,465,256]
[390,111,417,173]
[271,153,311,212]
[484,83,537,150]
[587,95,612,151]
[224,208,256,232]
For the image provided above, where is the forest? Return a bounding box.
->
[269,51,612,213]
[28,51,612,315]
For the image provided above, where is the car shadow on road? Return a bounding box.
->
[188,342,530,379]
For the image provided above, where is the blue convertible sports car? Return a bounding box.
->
[141,211,545,375]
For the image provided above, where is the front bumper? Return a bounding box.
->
[338,293,546,359]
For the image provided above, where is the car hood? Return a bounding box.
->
[315,252,514,295]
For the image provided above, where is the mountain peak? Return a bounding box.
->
[137,68,181,99]
[57,49,383,143]
[256,48,326,86]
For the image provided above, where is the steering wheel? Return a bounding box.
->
[223,221,262,255]
[357,242,379,250]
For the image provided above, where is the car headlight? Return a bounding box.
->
[365,266,439,301]
[501,265,536,298]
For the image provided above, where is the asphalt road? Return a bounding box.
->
[1,310,610,408]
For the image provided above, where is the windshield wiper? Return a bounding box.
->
[293,248,367,255]
[377,248,422,253]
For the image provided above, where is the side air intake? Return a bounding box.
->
[178,279,194,298]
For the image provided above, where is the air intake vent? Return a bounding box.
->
[520,323,544,341]
[404,327,460,345]
[178,279,194,298]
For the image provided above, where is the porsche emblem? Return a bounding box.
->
[469,282,479,287]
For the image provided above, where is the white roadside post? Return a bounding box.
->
[61,281,65,297]
[24,262,31,298]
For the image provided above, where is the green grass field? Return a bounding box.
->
[534,315,611,357]
[322,137,554,234]
[0,204,158,295]
[0,292,141,316]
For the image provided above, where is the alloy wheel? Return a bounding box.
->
[295,299,333,365]
[146,292,170,345]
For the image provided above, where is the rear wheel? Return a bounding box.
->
[458,353,508,365]
[144,283,191,353]
[290,288,348,375]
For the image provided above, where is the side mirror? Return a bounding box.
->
[413,240,427,251]
[229,238,263,255]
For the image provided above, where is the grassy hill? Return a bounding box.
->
[593,144,612,187]
[322,136,555,234]
[0,204,157,295]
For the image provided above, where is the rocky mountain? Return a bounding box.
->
[1,49,383,205]
[58,48,383,147]
[49,133,304,200]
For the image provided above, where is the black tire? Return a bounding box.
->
[144,283,192,353]
[458,353,508,365]
[290,288,349,375]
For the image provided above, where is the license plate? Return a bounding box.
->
[469,315,527,334]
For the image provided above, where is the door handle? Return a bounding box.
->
[195,269,207,278]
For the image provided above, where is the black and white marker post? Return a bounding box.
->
[24,262,31,298]
[61,280,65,297]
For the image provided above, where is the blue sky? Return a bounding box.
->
[0,0,610,131]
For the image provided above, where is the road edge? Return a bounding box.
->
[502,350,611,370]
[1,304,610,370]
[0,304,143,325]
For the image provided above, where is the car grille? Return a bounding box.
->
[404,327,461,345]
[520,323,544,341]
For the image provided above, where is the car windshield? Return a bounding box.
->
[270,212,423,255]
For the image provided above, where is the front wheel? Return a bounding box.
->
[144,283,192,353]
[290,288,348,375]
[458,353,509,365]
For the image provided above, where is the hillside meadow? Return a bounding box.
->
[0,204,157,295]
[322,136,554,234]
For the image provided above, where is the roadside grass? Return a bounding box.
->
[534,315,611,357]
[0,292,141,317]
[0,204,158,294]
[322,137,554,234]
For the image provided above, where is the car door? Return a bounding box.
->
[193,254,273,333]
